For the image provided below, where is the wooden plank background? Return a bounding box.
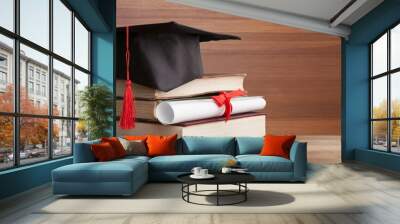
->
[117,0,342,163]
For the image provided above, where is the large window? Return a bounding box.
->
[0,0,91,170]
[371,23,400,153]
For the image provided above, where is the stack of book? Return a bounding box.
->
[116,74,266,137]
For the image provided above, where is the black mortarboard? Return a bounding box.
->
[116,21,240,91]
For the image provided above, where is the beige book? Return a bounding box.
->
[116,113,266,137]
[116,73,246,100]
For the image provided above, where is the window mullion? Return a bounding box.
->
[71,10,76,154]
[48,0,54,160]
[388,30,392,152]
[13,0,21,167]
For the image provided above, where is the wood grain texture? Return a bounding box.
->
[116,0,342,162]
[297,135,341,164]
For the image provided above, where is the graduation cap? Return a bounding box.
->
[116,21,240,91]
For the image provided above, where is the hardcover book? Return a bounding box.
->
[116,113,266,137]
[116,73,246,100]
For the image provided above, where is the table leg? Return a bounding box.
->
[181,184,183,199]
[217,184,219,206]
[195,184,198,192]
[187,184,190,202]
[245,183,247,201]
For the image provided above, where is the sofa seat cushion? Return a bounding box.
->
[236,155,293,172]
[118,155,150,162]
[53,159,147,183]
[149,154,235,172]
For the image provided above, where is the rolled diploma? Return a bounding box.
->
[155,96,266,125]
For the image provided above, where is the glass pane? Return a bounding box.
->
[53,59,72,117]
[53,0,72,60]
[391,72,400,118]
[0,34,14,112]
[0,0,14,31]
[74,18,89,70]
[372,121,388,151]
[391,120,400,153]
[74,69,89,117]
[20,117,49,165]
[0,116,14,170]
[391,24,400,70]
[20,44,49,115]
[372,33,387,76]
[20,0,49,49]
[372,76,387,119]
[75,120,88,143]
[53,119,72,157]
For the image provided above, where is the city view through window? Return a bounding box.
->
[0,0,91,170]
[371,23,400,153]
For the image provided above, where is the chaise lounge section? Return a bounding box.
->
[52,136,307,196]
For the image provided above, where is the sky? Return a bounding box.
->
[372,31,400,109]
[392,25,400,70]
[0,0,89,74]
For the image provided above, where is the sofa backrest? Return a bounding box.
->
[74,136,278,162]
[179,136,236,155]
[73,139,100,163]
[235,137,263,155]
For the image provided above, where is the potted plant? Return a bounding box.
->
[79,84,113,140]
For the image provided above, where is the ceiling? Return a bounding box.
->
[229,0,352,23]
[167,0,384,38]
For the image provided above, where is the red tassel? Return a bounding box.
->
[212,89,246,121]
[119,80,135,129]
[119,27,135,129]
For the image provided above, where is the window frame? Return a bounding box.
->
[370,21,400,154]
[0,0,92,171]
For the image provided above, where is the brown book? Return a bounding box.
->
[116,99,158,121]
[116,73,246,100]
[116,96,217,121]
[116,113,266,137]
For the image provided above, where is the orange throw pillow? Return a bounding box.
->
[124,135,147,141]
[146,134,177,157]
[101,137,127,158]
[91,142,117,161]
[260,135,296,159]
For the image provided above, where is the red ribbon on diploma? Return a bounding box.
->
[212,90,246,120]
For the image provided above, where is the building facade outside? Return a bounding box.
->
[0,41,82,168]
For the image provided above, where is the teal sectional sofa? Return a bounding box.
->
[52,136,307,196]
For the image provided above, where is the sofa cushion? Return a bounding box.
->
[149,154,235,172]
[236,155,293,172]
[180,136,235,155]
[147,134,178,157]
[101,137,127,158]
[260,135,296,159]
[91,142,118,161]
[235,137,263,155]
[53,158,147,183]
[118,138,148,156]
[124,135,148,141]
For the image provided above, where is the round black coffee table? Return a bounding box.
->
[177,173,255,206]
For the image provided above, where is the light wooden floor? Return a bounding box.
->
[1,162,400,224]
